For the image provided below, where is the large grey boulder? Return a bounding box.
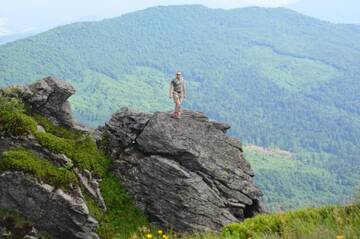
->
[19,76,87,131]
[104,108,266,233]
[0,171,99,239]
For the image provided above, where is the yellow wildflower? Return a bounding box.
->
[146,233,153,239]
[162,235,169,239]
[157,230,163,235]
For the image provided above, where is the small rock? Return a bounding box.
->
[36,125,46,133]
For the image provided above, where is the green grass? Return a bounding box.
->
[0,96,37,136]
[136,204,360,239]
[0,147,77,189]
[85,173,149,239]
[222,205,360,239]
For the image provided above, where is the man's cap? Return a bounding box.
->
[176,71,182,75]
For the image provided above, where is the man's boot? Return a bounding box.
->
[171,111,180,119]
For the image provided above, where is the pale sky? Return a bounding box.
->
[0,0,359,37]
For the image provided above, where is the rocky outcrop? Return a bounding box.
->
[18,76,87,131]
[0,78,102,238]
[0,171,99,239]
[1,77,266,236]
[103,108,266,232]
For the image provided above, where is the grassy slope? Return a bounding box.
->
[131,204,360,239]
[0,5,359,208]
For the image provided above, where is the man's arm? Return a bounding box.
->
[182,80,186,98]
[169,81,173,98]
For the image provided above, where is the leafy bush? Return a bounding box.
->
[0,148,77,189]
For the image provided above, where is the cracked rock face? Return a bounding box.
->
[104,108,266,232]
[0,171,99,239]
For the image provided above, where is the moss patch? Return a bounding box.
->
[34,132,109,177]
[0,148,77,189]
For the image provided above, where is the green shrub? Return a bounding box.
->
[0,148,77,189]
[0,96,37,136]
[34,132,109,177]
[0,112,37,136]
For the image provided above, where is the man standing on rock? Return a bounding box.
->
[169,71,186,119]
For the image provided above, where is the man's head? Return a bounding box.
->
[176,71,182,79]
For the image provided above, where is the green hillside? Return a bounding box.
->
[0,5,359,209]
[244,145,343,211]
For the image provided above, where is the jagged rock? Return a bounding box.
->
[104,108,266,232]
[0,171,99,239]
[18,77,88,132]
[0,136,100,239]
[74,169,107,211]
[105,107,151,155]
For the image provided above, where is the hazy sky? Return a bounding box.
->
[0,0,359,37]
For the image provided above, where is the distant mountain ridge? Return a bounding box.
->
[0,5,359,209]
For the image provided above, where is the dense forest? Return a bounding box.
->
[0,5,359,209]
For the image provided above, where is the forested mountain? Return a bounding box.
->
[0,5,359,209]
